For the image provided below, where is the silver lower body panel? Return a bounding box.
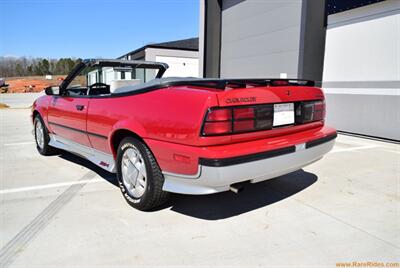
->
[49,134,116,173]
[162,140,335,195]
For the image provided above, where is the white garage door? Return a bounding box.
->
[155,56,199,78]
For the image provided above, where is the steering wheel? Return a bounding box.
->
[89,82,108,89]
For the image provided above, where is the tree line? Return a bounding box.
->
[0,57,83,77]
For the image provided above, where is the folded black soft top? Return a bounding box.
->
[112,77,315,95]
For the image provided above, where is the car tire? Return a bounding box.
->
[116,137,170,211]
[34,114,58,156]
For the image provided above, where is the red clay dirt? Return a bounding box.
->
[3,76,65,93]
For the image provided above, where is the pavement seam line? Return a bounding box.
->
[0,178,105,194]
[0,171,97,268]
[3,142,35,146]
[330,145,379,153]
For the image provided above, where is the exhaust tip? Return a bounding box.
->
[229,186,242,194]
[229,182,247,194]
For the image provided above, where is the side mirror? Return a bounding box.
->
[45,86,59,95]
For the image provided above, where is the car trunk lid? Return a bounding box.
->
[198,80,326,143]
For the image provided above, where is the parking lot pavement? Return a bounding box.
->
[0,92,44,109]
[0,108,399,267]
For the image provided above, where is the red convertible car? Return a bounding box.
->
[32,59,336,210]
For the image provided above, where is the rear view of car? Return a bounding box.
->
[156,79,336,197]
[31,59,336,211]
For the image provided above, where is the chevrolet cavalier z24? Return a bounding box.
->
[32,59,337,210]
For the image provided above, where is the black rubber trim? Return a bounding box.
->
[199,132,337,167]
[48,122,108,140]
[199,146,296,167]
[305,133,337,149]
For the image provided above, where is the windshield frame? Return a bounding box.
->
[59,59,168,95]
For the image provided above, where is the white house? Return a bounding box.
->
[119,37,200,78]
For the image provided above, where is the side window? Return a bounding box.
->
[66,67,91,96]
[61,62,163,96]
[66,73,88,96]
[66,67,111,96]
[132,68,146,83]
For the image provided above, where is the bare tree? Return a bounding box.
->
[0,56,82,77]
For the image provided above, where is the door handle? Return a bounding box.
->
[76,105,85,111]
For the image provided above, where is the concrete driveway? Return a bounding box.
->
[0,92,44,109]
[0,108,399,267]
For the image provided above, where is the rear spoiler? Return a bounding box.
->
[163,78,315,90]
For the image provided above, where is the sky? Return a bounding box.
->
[0,0,199,59]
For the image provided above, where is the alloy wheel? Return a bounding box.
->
[121,146,148,198]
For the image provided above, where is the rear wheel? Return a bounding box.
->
[116,137,169,211]
[34,115,58,156]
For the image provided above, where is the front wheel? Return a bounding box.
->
[34,115,58,156]
[116,137,169,211]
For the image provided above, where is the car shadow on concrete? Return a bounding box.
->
[58,152,118,187]
[57,152,317,220]
[168,170,317,220]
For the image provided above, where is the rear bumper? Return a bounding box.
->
[162,133,336,195]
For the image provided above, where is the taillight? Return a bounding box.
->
[201,100,325,136]
[203,121,232,135]
[206,109,232,121]
[295,100,325,124]
[202,109,232,136]
[202,105,273,136]
[234,107,254,120]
